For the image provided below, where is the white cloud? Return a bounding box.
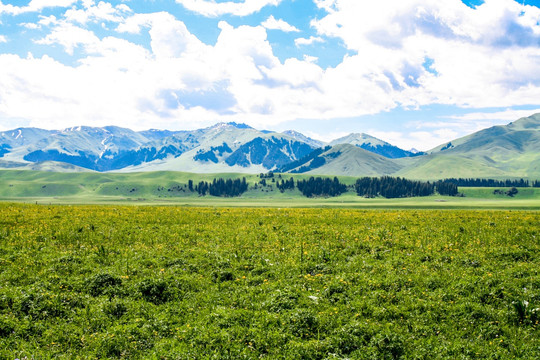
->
[0,35,6,43]
[261,57,323,88]
[3,0,540,136]
[303,55,318,63]
[407,131,455,151]
[294,36,324,47]
[367,130,455,151]
[0,0,77,15]
[448,108,540,122]
[116,13,147,34]
[28,0,76,9]
[308,0,540,110]
[313,0,337,12]
[261,15,299,32]
[0,18,283,130]
[139,12,210,59]
[175,0,283,17]
[21,22,40,29]
[36,23,100,55]
[63,1,131,25]
[38,15,59,27]
[307,130,347,144]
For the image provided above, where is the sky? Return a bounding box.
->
[1,0,540,150]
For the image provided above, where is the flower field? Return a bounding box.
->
[0,204,539,359]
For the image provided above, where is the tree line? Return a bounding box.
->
[441,178,531,187]
[296,177,347,197]
[354,177,436,198]
[183,175,538,198]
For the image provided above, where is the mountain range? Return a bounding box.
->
[1,114,539,179]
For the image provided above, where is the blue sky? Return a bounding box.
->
[1,0,540,150]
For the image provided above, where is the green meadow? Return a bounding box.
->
[1,170,539,209]
[0,205,539,359]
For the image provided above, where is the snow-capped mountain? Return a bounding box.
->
[329,133,423,159]
[3,114,536,178]
[0,123,317,173]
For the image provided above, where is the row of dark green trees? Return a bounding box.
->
[296,177,348,197]
[185,176,537,198]
[192,178,248,197]
[354,177,458,198]
[281,176,455,198]
[443,178,536,187]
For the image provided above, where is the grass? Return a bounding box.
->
[1,170,540,209]
[0,204,539,359]
[460,187,540,199]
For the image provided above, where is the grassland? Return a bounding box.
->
[1,170,539,209]
[0,204,538,359]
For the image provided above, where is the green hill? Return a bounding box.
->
[398,114,540,179]
[282,144,402,176]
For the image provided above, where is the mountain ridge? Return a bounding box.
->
[330,133,424,159]
[1,115,539,178]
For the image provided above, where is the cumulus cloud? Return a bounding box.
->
[2,0,540,133]
[261,15,299,32]
[36,23,100,55]
[309,0,540,110]
[294,36,324,46]
[0,15,286,130]
[175,0,283,17]
[64,1,131,25]
[0,35,6,43]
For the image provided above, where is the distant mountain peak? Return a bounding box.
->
[329,133,419,159]
[208,122,253,130]
[331,133,388,146]
[283,130,303,136]
[282,130,325,148]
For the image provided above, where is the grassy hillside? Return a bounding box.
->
[284,144,402,177]
[405,114,540,179]
[396,154,509,179]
